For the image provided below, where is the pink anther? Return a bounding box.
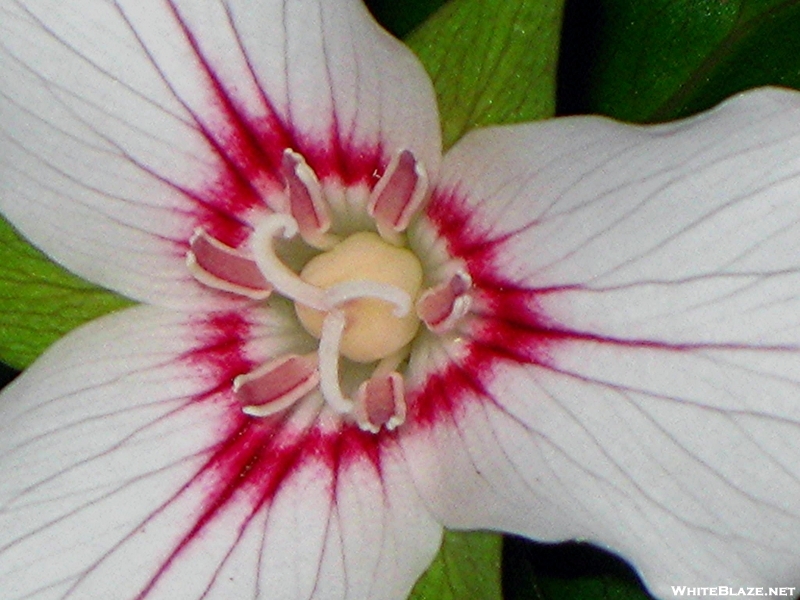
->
[355,372,406,432]
[416,271,472,333]
[368,150,428,241]
[187,229,271,299]
[281,149,334,248]
[235,354,320,418]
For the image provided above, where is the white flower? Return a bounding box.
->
[1,1,800,598]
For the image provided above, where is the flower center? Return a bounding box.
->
[186,148,474,433]
[295,232,422,363]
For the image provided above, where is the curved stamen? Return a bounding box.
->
[282,149,338,250]
[417,269,472,333]
[251,214,327,310]
[325,280,411,317]
[235,354,319,418]
[187,229,272,300]
[317,310,354,414]
[368,150,428,244]
[354,372,406,433]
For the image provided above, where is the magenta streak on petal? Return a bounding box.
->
[414,187,783,428]
[407,188,560,426]
[163,1,287,180]
[150,2,391,250]
[411,189,582,427]
[0,8,249,249]
[126,311,385,597]
[94,4,256,250]
[135,427,385,599]
[304,122,385,188]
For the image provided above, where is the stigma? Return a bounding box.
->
[295,231,422,363]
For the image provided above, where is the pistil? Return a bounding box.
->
[294,231,423,362]
[244,215,421,429]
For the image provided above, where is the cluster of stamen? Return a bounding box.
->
[187,148,472,433]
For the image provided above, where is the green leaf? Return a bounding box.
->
[0,219,132,369]
[410,531,503,600]
[583,0,800,122]
[406,0,565,149]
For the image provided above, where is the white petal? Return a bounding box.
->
[407,88,800,596]
[253,434,441,600]
[216,0,442,172]
[0,0,440,307]
[0,305,440,599]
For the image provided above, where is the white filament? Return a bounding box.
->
[325,280,411,317]
[251,214,327,310]
[317,310,354,414]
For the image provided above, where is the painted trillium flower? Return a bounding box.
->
[2,0,800,598]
